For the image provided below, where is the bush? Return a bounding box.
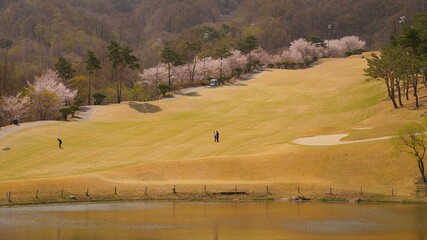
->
[158,83,171,97]
[92,93,106,105]
[59,107,72,121]
[69,105,79,118]
[345,49,367,56]
[217,76,230,85]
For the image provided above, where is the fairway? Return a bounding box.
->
[1,54,426,200]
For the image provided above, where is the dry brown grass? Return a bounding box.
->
[1,54,426,204]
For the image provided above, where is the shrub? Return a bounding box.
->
[69,105,79,118]
[158,83,171,97]
[235,68,243,77]
[59,107,72,121]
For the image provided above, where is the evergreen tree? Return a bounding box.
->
[237,35,259,72]
[108,40,140,103]
[0,38,12,96]
[160,43,184,87]
[85,50,101,105]
[55,56,74,81]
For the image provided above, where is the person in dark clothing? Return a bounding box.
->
[216,131,219,142]
[57,138,63,149]
[213,131,217,142]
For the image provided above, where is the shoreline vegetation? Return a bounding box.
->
[2,184,427,207]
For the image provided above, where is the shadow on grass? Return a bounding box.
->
[180,91,200,97]
[78,106,90,112]
[128,102,162,113]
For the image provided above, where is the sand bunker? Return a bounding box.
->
[292,134,391,146]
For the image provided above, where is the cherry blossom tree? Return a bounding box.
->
[27,70,77,120]
[326,36,366,57]
[227,50,247,75]
[0,93,29,124]
[289,38,324,61]
[340,36,366,52]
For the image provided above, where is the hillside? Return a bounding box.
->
[0,0,425,94]
[0,54,426,203]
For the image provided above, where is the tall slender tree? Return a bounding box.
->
[237,35,259,72]
[184,41,201,82]
[108,40,140,103]
[160,43,183,87]
[0,39,12,96]
[85,50,101,105]
[214,45,232,78]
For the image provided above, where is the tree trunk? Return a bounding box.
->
[405,80,409,100]
[396,79,403,107]
[88,73,92,105]
[2,53,7,95]
[387,78,398,109]
[413,76,419,108]
[418,159,427,182]
[167,63,172,87]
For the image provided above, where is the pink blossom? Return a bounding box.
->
[27,70,77,120]
[0,93,29,123]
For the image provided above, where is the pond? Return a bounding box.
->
[0,201,426,240]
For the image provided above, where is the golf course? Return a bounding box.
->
[1,53,426,203]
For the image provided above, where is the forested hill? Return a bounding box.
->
[0,0,425,92]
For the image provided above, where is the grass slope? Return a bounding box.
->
[0,54,426,201]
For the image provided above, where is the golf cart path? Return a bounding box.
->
[292,133,392,146]
[0,106,99,140]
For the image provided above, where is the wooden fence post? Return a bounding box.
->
[86,188,89,197]
[61,189,64,197]
[235,186,237,192]
[360,188,363,196]
[173,185,176,194]
[266,185,269,194]
[329,188,332,195]
[204,185,207,194]
[114,186,117,195]
[144,186,148,195]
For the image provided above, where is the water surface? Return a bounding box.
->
[0,201,426,239]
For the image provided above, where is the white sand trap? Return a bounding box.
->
[352,127,373,130]
[292,134,392,146]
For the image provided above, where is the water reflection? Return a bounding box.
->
[0,201,426,239]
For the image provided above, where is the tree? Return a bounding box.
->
[160,43,184,87]
[27,70,77,120]
[59,107,72,121]
[393,123,427,183]
[55,56,75,81]
[184,41,202,82]
[0,39,12,96]
[237,35,259,72]
[108,40,140,103]
[214,45,232,78]
[85,50,101,105]
[0,93,29,124]
[365,46,406,109]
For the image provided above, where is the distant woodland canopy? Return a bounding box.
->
[0,0,425,98]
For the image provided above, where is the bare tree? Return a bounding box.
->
[393,123,427,183]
